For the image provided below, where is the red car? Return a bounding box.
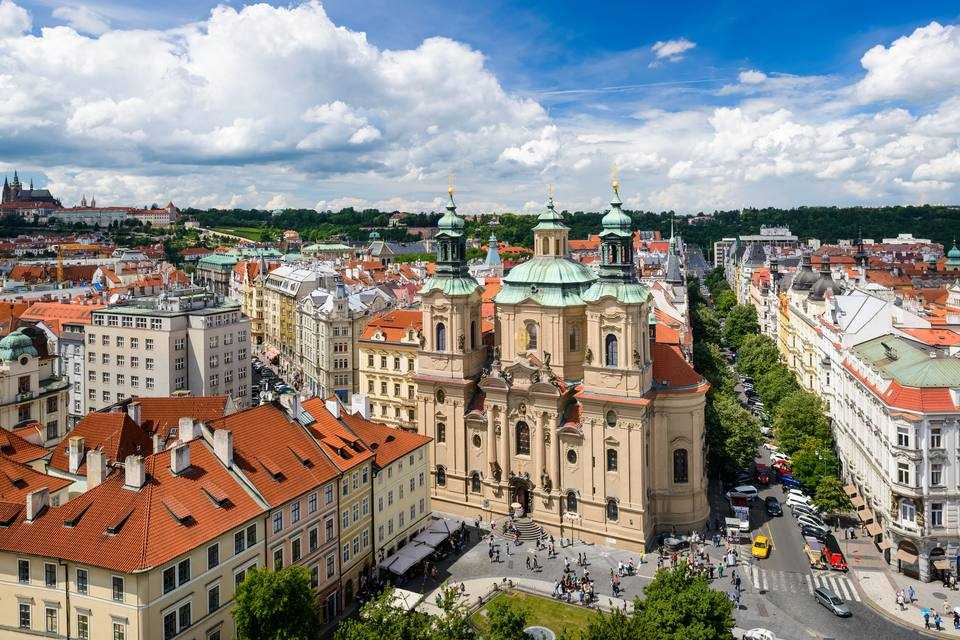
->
[773,460,792,476]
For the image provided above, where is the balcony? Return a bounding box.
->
[887,518,922,539]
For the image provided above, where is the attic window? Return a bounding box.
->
[106,507,134,535]
[260,456,285,480]
[162,497,192,524]
[385,435,396,443]
[201,481,230,507]
[63,503,92,528]
[0,505,23,527]
[289,447,313,468]
[369,442,380,450]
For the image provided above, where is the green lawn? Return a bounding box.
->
[212,226,275,240]
[471,591,599,637]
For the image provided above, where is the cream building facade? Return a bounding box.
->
[0,327,69,445]
[415,186,709,552]
[358,310,422,430]
[262,265,335,376]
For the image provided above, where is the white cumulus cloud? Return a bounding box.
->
[52,5,110,35]
[0,0,29,38]
[650,38,696,64]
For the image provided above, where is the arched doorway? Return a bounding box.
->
[509,477,532,516]
[897,540,920,579]
[930,547,949,583]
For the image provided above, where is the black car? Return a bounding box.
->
[764,496,782,517]
[801,525,829,541]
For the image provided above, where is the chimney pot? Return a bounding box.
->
[325,398,340,418]
[170,442,190,474]
[124,454,145,490]
[68,436,85,475]
[213,429,233,467]
[152,433,163,452]
[128,401,142,426]
[26,487,49,522]
[178,417,200,442]
[87,449,107,488]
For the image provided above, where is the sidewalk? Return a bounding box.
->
[846,535,960,635]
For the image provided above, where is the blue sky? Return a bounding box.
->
[3,1,960,212]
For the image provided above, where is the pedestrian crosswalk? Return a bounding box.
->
[745,566,861,602]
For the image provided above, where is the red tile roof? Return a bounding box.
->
[339,412,430,468]
[0,457,71,504]
[0,440,264,573]
[899,327,960,347]
[209,404,339,508]
[843,360,958,413]
[302,398,373,472]
[49,412,152,474]
[20,301,104,335]
[132,396,230,438]
[652,343,705,391]
[359,309,423,343]
[0,429,49,465]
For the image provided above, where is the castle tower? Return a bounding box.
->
[415,184,485,506]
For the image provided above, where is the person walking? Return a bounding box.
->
[953,610,959,630]
[488,546,494,564]
[935,612,943,631]
[896,590,904,611]
[924,609,931,630]
[908,585,916,603]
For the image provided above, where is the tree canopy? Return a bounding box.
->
[722,305,759,350]
[233,566,321,640]
[772,391,831,456]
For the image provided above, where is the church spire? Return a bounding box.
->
[596,174,634,281]
[433,179,468,278]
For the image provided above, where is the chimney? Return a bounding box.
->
[26,487,49,522]
[178,417,200,442]
[351,393,371,419]
[213,429,233,467]
[127,400,142,426]
[325,398,340,418]
[68,436,85,474]
[87,449,107,488]
[152,433,163,453]
[170,442,190,474]
[124,454,145,490]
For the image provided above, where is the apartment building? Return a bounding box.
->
[340,411,431,562]
[303,397,374,607]
[0,434,267,640]
[229,259,277,348]
[262,265,335,376]
[84,287,251,412]
[0,326,69,445]
[295,282,393,401]
[357,310,422,430]
[209,403,344,625]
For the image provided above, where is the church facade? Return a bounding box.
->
[415,184,709,551]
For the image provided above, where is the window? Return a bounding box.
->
[367,380,374,393]
[326,553,336,578]
[367,354,374,367]
[325,484,334,504]
[208,583,220,613]
[436,466,446,486]
[77,568,88,594]
[115,336,124,348]
[175,338,185,350]
[273,511,283,533]
[292,501,301,524]
[130,337,138,349]
[526,322,538,350]
[292,537,302,562]
[145,357,154,370]
[18,559,29,583]
[568,326,578,352]
[435,322,446,351]
[515,421,530,455]
[932,463,944,486]
[931,428,943,449]
[308,492,317,513]
[146,377,154,390]
[897,462,911,485]
[163,602,191,640]
[19,603,30,629]
[606,499,619,521]
[310,527,319,552]
[46,607,57,634]
[131,356,139,367]
[45,562,56,587]
[437,422,446,443]
[273,547,283,569]
[931,502,944,527]
[900,500,916,523]
[566,491,578,513]
[673,449,689,484]
[114,621,126,640]
[897,426,910,448]
[145,338,154,350]
[131,375,139,388]
[606,448,618,472]
[326,517,335,542]
[311,564,320,589]
[605,333,618,367]
[117,374,125,385]
[208,543,220,569]
[46,396,58,413]
[605,410,617,428]
[342,543,350,564]
[471,472,481,493]
[77,613,89,640]
[113,575,124,601]
[567,449,577,464]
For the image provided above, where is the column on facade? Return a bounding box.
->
[499,405,510,483]
[534,412,545,494]
[486,404,496,474]
[549,420,559,494]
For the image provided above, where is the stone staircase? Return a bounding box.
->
[498,517,545,542]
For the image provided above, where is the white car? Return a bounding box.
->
[726,485,759,500]
[785,489,809,501]
[797,514,828,531]
[743,629,778,640]
[787,494,813,509]
[771,452,791,464]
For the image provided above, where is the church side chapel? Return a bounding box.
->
[415,179,709,551]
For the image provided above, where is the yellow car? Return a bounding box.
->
[752,535,771,559]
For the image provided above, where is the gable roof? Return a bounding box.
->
[339,412,430,468]
[20,302,104,335]
[49,412,152,474]
[132,396,230,439]
[301,398,373,472]
[359,309,423,343]
[209,404,339,508]
[0,457,71,504]
[0,440,264,573]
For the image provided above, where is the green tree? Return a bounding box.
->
[814,475,852,518]
[735,335,780,380]
[714,290,736,318]
[485,597,528,640]
[633,563,735,640]
[335,586,475,640]
[233,566,320,640]
[755,365,799,414]
[789,436,839,488]
[722,305,759,350]
[582,606,640,640]
[713,393,762,473]
[691,304,723,346]
[772,390,830,456]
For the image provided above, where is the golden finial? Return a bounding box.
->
[611,162,620,196]
[547,183,555,201]
[447,173,455,197]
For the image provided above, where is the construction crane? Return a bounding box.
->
[56,245,64,283]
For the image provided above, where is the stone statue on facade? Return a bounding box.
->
[585,347,593,364]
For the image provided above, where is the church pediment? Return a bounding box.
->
[529,381,561,396]
[479,375,510,391]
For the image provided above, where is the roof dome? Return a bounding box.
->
[600,185,631,237]
[0,329,38,361]
[791,253,818,291]
[808,257,844,301]
[496,256,596,307]
[437,190,465,232]
[532,196,567,231]
[948,244,960,261]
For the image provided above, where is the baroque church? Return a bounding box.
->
[415,182,709,551]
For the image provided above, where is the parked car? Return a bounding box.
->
[751,535,771,559]
[726,485,759,501]
[770,452,791,464]
[778,470,798,486]
[764,496,782,517]
[792,505,822,521]
[801,525,830,541]
[797,514,828,531]
[822,534,849,571]
[814,587,851,616]
[743,629,777,640]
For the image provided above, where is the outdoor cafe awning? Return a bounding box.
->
[934,559,952,570]
[857,509,875,523]
[844,484,859,498]
[878,539,892,551]
[411,530,449,547]
[379,542,434,576]
[896,549,919,564]
[865,522,883,537]
[850,495,865,509]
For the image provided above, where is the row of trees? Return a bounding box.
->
[233,562,735,640]
[692,269,850,515]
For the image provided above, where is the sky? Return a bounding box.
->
[2,1,960,214]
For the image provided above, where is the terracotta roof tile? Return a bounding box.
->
[20,302,104,335]
[339,412,430,468]
[132,396,230,438]
[49,412,152,474]
[302,398,373,472]
[652,343,705,390]
[0,429,49,465]
[359,309,423,343]
[899,327,960,347]
[0,457,71,503]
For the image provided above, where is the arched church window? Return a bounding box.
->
[472,434,481,448]
[526,323,538,350]
[436,389,445,404]
[470,472,481,493]
[516,421,530,455]
[605,410,617,428]
[436,466,446,487]
[470,320,477,350]
[606,499,619,521]
[435,323,446,352]
[568,326,578,352]
[566,491,578,513]
[542,238,550,255]
[605,333,618,367]
[436,421,446,443]
[673,449,688,484]
[606,448,618,472]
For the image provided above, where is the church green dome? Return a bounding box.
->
[600,186,631,238]
[495,256,596,307]
[0,329,38,362]
[437,190,465,234]
[948,244,960,261]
